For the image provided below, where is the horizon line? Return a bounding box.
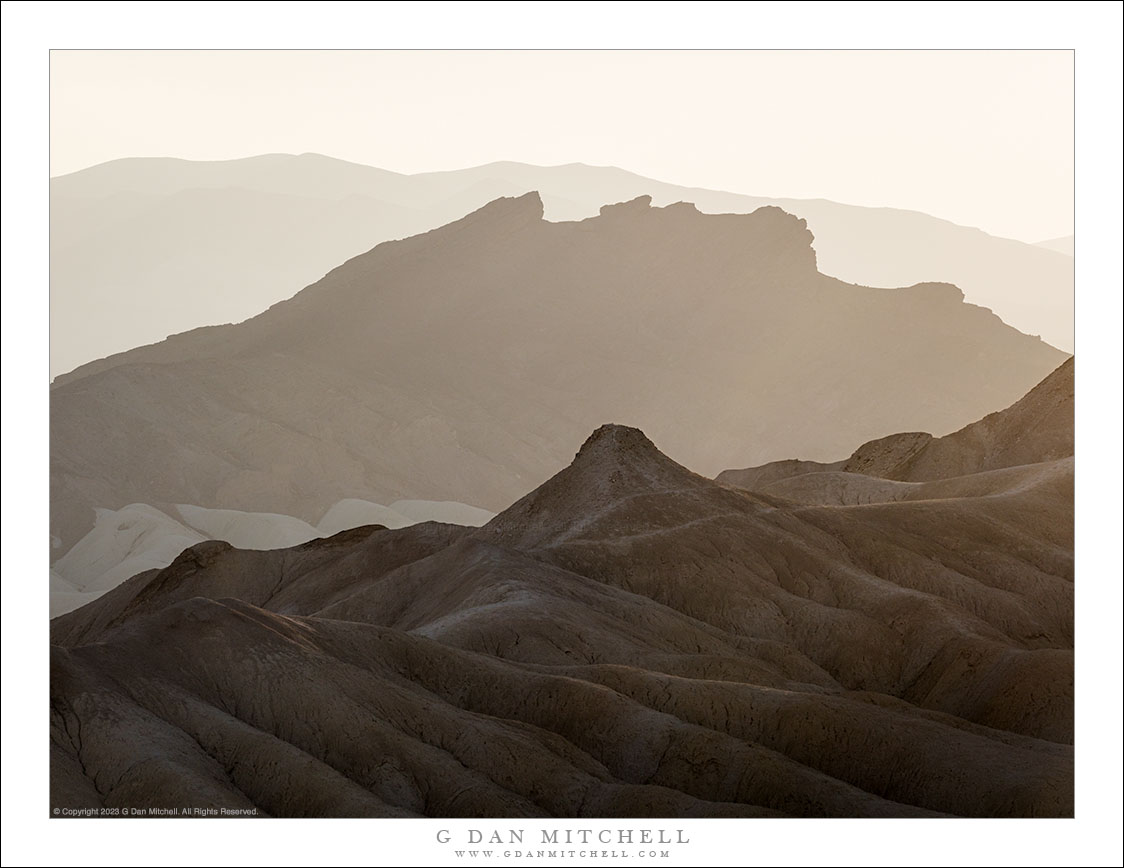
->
[49,151,1074,247]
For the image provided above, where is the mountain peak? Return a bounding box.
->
[599,195,653,216]
[468,190,545,222]
[575,423,661,461]
[564,423,699,487]
[481,424,715,548]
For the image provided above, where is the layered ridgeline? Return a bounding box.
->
[50,154,1074,376]
[50,194,1067,557]
[718,357,1073,503]
[49,499,495,618]
[52,412,1072,817]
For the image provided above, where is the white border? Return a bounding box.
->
[3,3,1121,866]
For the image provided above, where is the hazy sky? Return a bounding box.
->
[51,49,1073,243]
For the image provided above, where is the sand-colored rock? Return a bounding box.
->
[843,357,1073,481]
[51,419,1072,818]
[51,193,1065,555]
[719,357,1073,495]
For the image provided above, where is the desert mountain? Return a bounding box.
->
[50,193,1067,557]
[51,422,1073,817]
[49,499,495,618]
[1035,234,1075,257]
[50,154,1074,375]
[718,357,1073,495]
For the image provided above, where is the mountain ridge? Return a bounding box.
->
[50,193,1067,557]
[718,357,1073,491]
[50,154,1074,377]
[51,391,1073,816]
[47,152,1070,243]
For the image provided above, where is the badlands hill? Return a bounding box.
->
[719,357,1073,497]
[50,154,1074,375]
[50,193,1066,556]
[51,420,1072,817]
[49,499,495,618]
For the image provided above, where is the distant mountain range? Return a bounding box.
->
[49,153,1074,377]
[50,193,1067,558]
[1034,235,1074,257]
[51,360,1073,817]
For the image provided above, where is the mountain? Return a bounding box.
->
[49,193,1067,557]
[718,357,1073,492]
[49,499,495,617]
[1035,235,1074,257]
[51,421,1073,817]
[49,154,1075,376]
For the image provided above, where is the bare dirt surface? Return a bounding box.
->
[51,416,1072,817]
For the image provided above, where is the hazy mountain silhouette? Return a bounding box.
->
[1034,234,1074,256]
[50,153,1075,375]
[51,399,1073,816]
[49,193,1067,557]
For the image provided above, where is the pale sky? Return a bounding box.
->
[50,50,1072,242]
[48,50,1074,242]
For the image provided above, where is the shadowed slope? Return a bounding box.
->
[52,422,1072,817]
